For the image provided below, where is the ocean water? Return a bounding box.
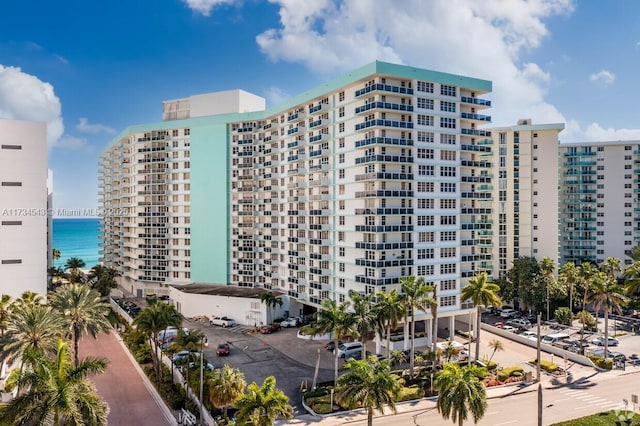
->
[52,218,101,269]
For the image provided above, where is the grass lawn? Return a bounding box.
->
[552,410,640,425]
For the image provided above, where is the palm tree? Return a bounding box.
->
[624,261,640,296]
[434,363,488,426]
[389,349,407,366]
[49,283,111,366]
[0,339,109,425]
[134,303,181,380]
[349,290,380,355]
[48,266,67,289]
[14,290,44,308]
[601,256,622,282]
[540,257,556,321]
[208,365,246,419]
[88,265,121,297]
[461,272,502,362]
[578,262,598,311]
[64,257,87,283]
[1,303,62,363]
[374,289,405,358]
[337,358,401,426]
[260,291,283,324]
[442,341,459,363]
[234,376,293,426]
[587,271,627,359]
[309,297,355,385]
[487,339,504,362]
[400,275,434,378]
[168,328,205,392]
[0,294,12,338]
[559,261,578,313]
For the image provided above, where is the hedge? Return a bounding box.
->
[529,360,560,373]
[396,385,425,402]
[497,366,524,382]
[588,355,613,370]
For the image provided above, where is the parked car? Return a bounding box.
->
[216,343,230,356]
[500,309,518,319]
[260,323,282,334]
[507,318,532,330]
[210,316,236,327]
[502,325,517,333]
[280,317,301,328]
[324,340,343,351]
[541,333,571,345]
[492,321,505,328]
[337,341,363,358]
[520,331,538,340]
[591,348,626,361]
[486,307,501,315]
[172,350,190,363]
[592,336,619,346]
[348,351,386,361]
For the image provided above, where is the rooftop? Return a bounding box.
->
[171,283,284,298]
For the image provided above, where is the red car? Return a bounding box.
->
[260,323,282,334]
[493,321,505,328]
[216,343,230,356]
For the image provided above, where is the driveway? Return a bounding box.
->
[81,331,175,426]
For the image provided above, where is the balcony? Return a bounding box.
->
[355,154,413,165]
[355,101,414,114]
[355,242,413,250]
[461,128,491,137]
[355,137,413,148]
[355,119,413,131]
[355,172,414,181]
[460,96,491,107]
[354,208,413,215]
[309,118,329,129]
[355,190,414,198]
[460,144,491,153]
[355,258,413,268]
[355,225,414,232]
[461,112,491,122]
[355,83,414,97]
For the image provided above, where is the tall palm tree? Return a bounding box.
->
[64,257,87,283]
[88,265,121,297]
[0,340,109,425]
[49,284,111,366]
[540,257,556,321]
[134,303,181,380]
[577,261,597,311]
[487,339,504,362]
[400,275,434,378]
[52,248,61,262]
[208,365,246,419]
[461,272,502,362]
[374,289,406,358]
[624,261,640,297]
[337,358,401,426]
[559,262,579,313]
[48,266,67,289]
[234,376,293,426]
[434,363,488,426]
[601,256,622,282]
[14,290,44,308]
[349,290,380,355]
[310,297,355,385]
[260,291,283,324]
[0,294,11,376]
[587,271,627,359]
[168,328,205,392]
[1,303,62,363]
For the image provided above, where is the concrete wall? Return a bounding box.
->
[190,90,265,117]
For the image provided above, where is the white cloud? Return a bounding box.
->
[589,70,616,87]
[51,135,89,151]
[263,86,291,107]
[76,117,116,134]
[582,123,640,141]
[54,54,69,65]
[181,0,237,16]
[0,64,64,146]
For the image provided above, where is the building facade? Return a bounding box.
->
[100,61,493,328]
[0,119,49,298]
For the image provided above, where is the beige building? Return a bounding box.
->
[0,119,49,298]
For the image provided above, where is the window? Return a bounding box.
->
[339,216,345,225]
[440,101,456,112]
[418,232,434,242]
[417,182,434,192]
[339,138,345,148]
[417,248,434,259]
[440,199,456,209]
[1,145,21,150]
[417,81,434,93]
[417,115,434,126]
[1,221,21,225]
[441,280,456,291]
[440,296,456,307]
[417,198,434,209]
[1,182,21,187]
[418,265,434,275]
[339,123,345,133]
[417,148,434,159]
[339,169,345,178]
[440,182,456,193]
[440,134,456,145]
[440,117,456,129]
[440,215,456,225]
[440,150,456,161]
[440,85,456,96]
[339,247,345,256]
[339,91,345,102]
[440,263,456,274]
[1,259,21,264]
[440,166,456,177]
[417,131,434,143]
[339,153,345,163]
[418,216,434,226]
[339,263,345,272]
[440,231,456,241]
[418,165,434,176]
[440,247,456,258]
[417,98,434,109]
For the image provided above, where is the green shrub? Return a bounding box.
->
[484,361,498,371]
[304,387,330,399]
[396,385,425,402]
[540,360,559,373]
[312,403,333,414]
[589,355,613,370]
[497,366,524,382]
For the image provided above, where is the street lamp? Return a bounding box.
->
[199,337,208,423]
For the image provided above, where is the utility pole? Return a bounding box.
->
[537,313,542,426]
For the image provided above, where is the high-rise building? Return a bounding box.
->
[0,119,49,298]
[100,61,493,328]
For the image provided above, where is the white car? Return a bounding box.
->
[500,309,518,319]
[280,317,300,328]
[520,331,538,340]
[502,325,517,333]
[592,336,619,346]
[209,316,236,327]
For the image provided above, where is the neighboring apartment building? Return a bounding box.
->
[0,119,49,298]
[100,61,493,329]
[489,120,565,277]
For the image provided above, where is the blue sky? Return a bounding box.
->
[0,0,639,213]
